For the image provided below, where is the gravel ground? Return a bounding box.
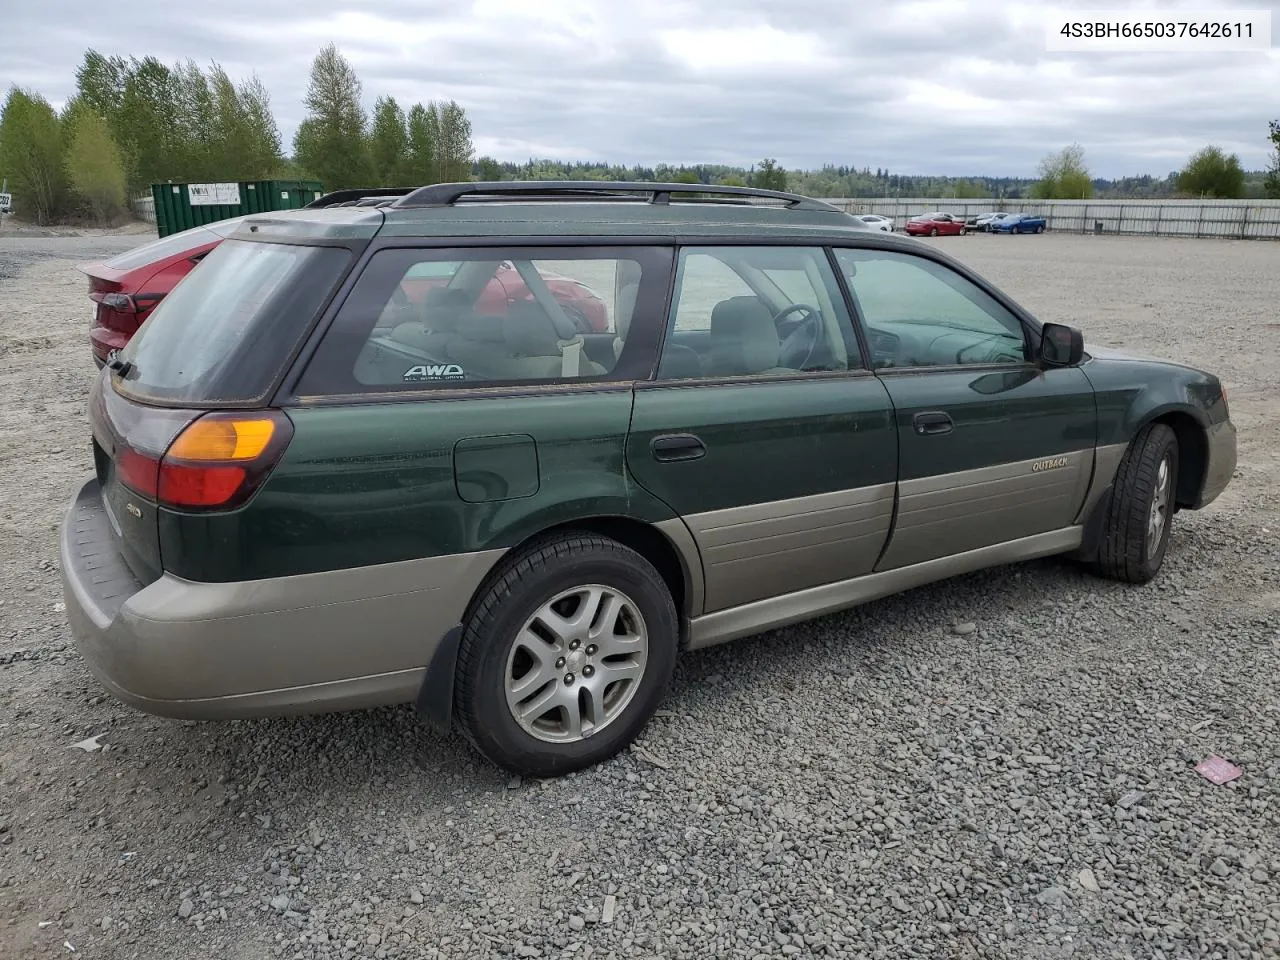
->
[1,227,1278,960]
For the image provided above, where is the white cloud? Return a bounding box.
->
[3,0,1278,176]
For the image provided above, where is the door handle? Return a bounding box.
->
[913,411,954,436]
[651,433,706,462]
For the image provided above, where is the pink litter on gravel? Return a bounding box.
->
[1194,755,1243,785]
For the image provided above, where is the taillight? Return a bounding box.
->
[100,293,137,313]
[117,411,293,510]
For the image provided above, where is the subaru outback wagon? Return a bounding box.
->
[60,181,1236,777]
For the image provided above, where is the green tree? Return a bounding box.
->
[1264,120,1280,199]
[1176,145,1245,198]
[1032,143,1092,199]
[752,158,787,191]
[717,173,747,187]
[0,87,67,223]
[118,56,182,192]
[405,102,439,185]
[436,100,474,182]
[672,169,700,184]
[369,95,408,185]
[951,178,990,199]
[74,50,129,125]
[475,156,503,181]
[293,43,371,189]
[63,106,126,223]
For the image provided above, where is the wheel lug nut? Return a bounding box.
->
[582,665,595,678]
[585,644,598,656]
[555,657,566,669]
[569,639,580,650]
[564,673,575,685]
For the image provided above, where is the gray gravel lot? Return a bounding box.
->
[1,227,1278,960]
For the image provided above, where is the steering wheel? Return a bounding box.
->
[774,303,824,370]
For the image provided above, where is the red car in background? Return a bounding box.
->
[79,190,610,368]
[903,212,968,237]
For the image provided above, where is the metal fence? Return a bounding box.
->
[133,194,156,224]
[829,198,1280,240]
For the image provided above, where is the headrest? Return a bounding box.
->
[708,296,780,375]
[503,300,561,358]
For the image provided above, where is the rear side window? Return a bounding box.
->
[116,238,351,404]
[294,245,673,396]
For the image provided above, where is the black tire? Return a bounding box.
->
[930,227,939,237]
[453,533,678,777]
[1036,225,1045,234]
[1094,423,1179,584]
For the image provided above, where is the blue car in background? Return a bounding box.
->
[991,212,1047,234]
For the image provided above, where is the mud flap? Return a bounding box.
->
[414,624,463,732]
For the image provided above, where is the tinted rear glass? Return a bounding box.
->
[115,238,351,405]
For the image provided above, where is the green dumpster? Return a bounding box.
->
[150,179,324,237]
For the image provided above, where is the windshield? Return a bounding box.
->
[115,238,351,405]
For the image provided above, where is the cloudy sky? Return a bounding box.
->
[4,0,1279,177]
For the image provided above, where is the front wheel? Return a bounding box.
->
[453,533,678,776]
[1036,225,1044,234]
[930,227,939,237]
[1093,423,1179,584]
[959,226,967,236]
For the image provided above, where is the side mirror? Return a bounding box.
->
[1038,322,1083,367]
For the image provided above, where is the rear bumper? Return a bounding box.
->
[1196,418,1237,508]
[59,476,504,720]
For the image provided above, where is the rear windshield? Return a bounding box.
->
[114,238,351,405]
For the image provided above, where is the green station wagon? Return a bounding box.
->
[60,182,1237,776]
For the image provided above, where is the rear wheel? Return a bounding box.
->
[1093,423,1179,584]
[454,533,678,776]
[930,227,939,237]
[959,226,968,236]
[1036,225,1045,234]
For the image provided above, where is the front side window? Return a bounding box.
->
[834,248,1027,369]
[657,246,861,380]
[297,247,669,395]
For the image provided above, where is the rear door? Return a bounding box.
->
[833,246,1097,571]
[626,245,897,615]
[232,243,676,583]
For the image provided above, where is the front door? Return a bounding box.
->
[832,246,1097,571]
[626,245,898,614]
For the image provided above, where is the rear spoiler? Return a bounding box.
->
[304,187,415,209]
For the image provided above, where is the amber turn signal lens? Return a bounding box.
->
[167,417,276,462]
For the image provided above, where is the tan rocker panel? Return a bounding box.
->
[876,448,1095,571]
[683,482,897,612]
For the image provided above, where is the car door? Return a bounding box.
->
[626,245,898,615]
[833,246,1097,571]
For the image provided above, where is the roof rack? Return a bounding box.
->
[305,186,415,209]
[390,180,843,213]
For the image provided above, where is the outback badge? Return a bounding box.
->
[1031,456,1069,473]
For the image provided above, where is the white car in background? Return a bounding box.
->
[856,214,895,232]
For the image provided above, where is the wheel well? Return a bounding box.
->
[1150,411,1207,507]
[468,517,691,623]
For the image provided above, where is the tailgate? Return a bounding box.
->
[86,370,197,585]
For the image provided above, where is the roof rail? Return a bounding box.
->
[390,180,843,213]
[305,186,415,209]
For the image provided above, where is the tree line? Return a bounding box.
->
[1,41,1278,225]
[0,44,476,224]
